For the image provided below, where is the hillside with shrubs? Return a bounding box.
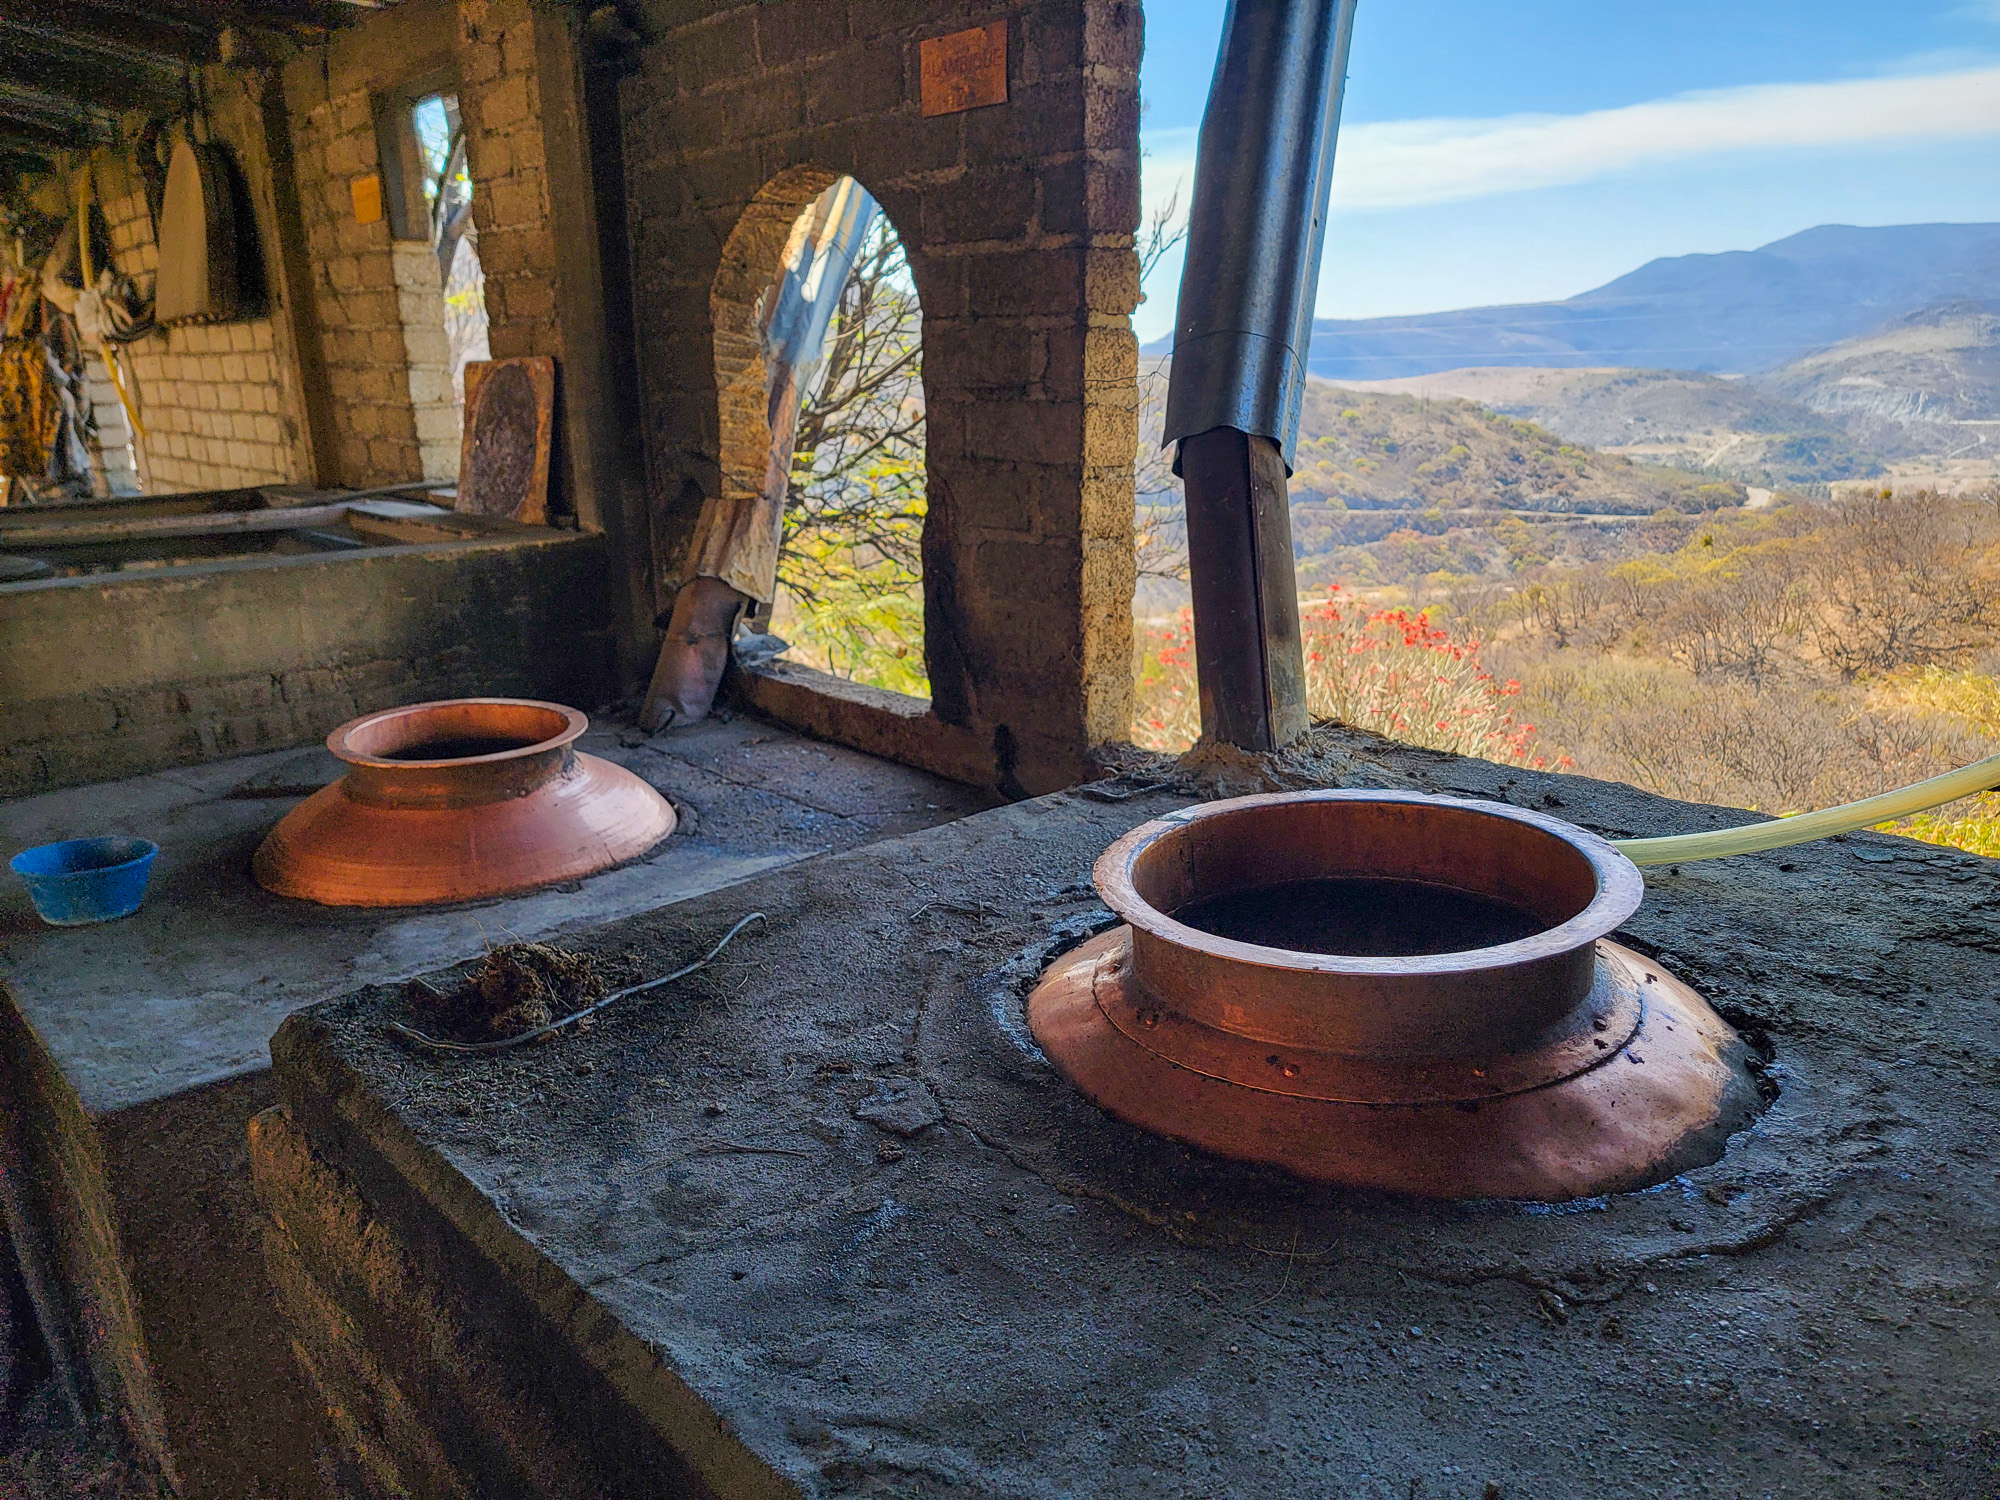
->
[760,225,1999,855]
[1134,487,2000,854]
[1284,382,1744,515]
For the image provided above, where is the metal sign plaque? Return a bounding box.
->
[920,22,1008,117]
[349,173,383,226]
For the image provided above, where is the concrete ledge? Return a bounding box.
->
[731,658,1003,791]
[0,533,615,796]
[0,710,991,1495]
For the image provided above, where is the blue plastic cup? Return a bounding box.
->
[10,837,159,926]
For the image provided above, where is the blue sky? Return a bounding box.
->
[1135,1,2000,339]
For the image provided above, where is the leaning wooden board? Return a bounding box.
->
[457,356,555,525]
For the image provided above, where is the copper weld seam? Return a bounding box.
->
[1088,952,1651,1107]
[385,912,767,1056]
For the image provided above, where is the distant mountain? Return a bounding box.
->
[1336,366,1883,487]
[1754,299,2000,464]
[1291,224,2000,380]
[1325,297,2000,480]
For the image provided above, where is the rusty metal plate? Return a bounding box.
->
[921,22,1008,117]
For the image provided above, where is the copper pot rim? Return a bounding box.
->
[1093,789,1645,981]
[326,697,588,770]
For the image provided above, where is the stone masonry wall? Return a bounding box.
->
[123,323,296,491]
[248,1105,711,1499]
[452,0,665,678]
[281,3,458,489]
[453,0,564,367]
[81,351,141,497]
[273,0,581,492]
[620,0,1143,793]
[393,240,461,480]
[52,1,585,498]
[0,1000,176,1489]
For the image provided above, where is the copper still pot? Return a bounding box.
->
[1028,790,1762,1201]
[253,699,675,907]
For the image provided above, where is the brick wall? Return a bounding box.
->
[91,141,308,492]
[620,0,1142,792]
[63,8,543,498]
[248,1104,710,1498]
[274,0,579,490]
[454,0,562,365]
[0,1002,176,1489]
[283,29,439,489]
[123,323,296,490]
[81,352,142,496]
[394,241,461,479]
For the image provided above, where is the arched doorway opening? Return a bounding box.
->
[645,171,927,726]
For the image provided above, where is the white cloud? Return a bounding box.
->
[1142,66,2000,218]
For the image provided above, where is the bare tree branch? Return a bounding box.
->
[779,219,927,606]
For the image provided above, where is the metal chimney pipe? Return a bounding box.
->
[1164,0,1359,751]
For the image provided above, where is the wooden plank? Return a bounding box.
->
[6,0,217,65]
[0,30,186,111]
[342,506,515,545]
[1178,427,1309,752]
[456,357,555,525]
[0,503,354,548]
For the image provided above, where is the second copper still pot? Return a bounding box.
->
[253,698,676,907]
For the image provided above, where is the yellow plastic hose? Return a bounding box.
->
[1612,753,2000,866]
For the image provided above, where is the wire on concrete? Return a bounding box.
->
[385,912,768,1056]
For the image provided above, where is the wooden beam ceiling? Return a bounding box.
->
[0,83,115,146]
[6,1,217,66]
[0,0,389,172]
[0,26,188,114]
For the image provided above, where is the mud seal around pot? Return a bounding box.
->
[1027,790,1764,1201]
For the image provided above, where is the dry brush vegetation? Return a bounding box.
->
[1132,488,2000,853]
[1473,488,2000,847]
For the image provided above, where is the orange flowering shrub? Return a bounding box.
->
[1132,609,1203,749]
[1133,588,1565,770]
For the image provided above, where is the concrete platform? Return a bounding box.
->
[0,711,996,1495]
[260,734,2000,1499]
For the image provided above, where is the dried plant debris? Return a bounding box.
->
[408,943,606,1042]
[0,1448,169,1499]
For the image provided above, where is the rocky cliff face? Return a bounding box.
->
[1755,300,2000,462]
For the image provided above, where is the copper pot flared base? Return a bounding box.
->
[253,699,676,907]
[1029,928,1761,1202]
